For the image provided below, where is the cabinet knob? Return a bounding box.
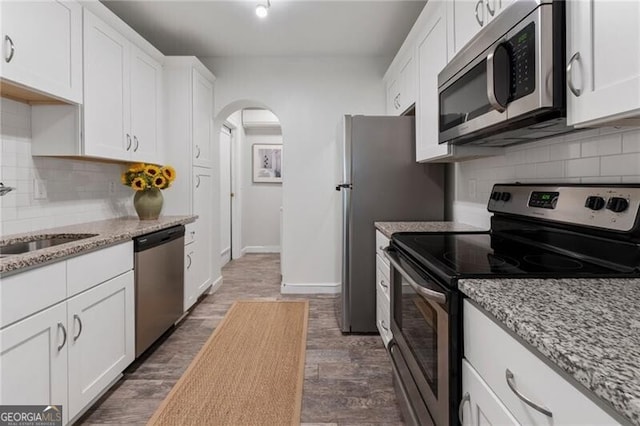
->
[4,35,15,63]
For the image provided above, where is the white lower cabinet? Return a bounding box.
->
[0,302,69,424]
[461,359,518,426]
[184,239,197,311]
[375,231,392,346]
[67,271,134,420]
[463,300,619,425]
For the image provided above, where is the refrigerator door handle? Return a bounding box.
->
[335,183,353,191]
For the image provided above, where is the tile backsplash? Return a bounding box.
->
[1,98,133,236]
[455,126,640,205]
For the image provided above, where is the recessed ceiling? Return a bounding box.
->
[100,0,427,57]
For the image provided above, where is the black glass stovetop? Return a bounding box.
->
[392,231,640,284]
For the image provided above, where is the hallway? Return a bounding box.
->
[79,254,403,425]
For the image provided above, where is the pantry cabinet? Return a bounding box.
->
[0,0,83,104]
[566,0,640,127]
[83,9,162,163]
[0,302,69,424]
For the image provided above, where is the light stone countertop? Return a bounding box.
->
[374,221,486,239]
[459,278,640,426]
[0,216,196,276]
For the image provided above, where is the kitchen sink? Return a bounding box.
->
[0,234,98,256]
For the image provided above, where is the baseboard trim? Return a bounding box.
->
[452,201,492,229]
[208,275,223,294]
[242,245,281,254]
[280,282,340,294]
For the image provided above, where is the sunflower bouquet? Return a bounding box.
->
[121,163,176,191]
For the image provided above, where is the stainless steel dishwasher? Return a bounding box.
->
[134,225,185,358]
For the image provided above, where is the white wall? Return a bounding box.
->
[203,56,387,293]
[452,127,640,228]
[0,98,132,236]
[242,129,282,253]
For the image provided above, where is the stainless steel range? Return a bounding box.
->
[385,184,640,426]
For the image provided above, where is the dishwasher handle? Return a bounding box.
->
[134,225,185,252]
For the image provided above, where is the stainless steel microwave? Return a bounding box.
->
[438,0,568,147]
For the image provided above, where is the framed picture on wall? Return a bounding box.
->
[252,144,283,183]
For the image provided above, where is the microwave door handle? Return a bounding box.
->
[486,42,509,113]
[383,248,447,304]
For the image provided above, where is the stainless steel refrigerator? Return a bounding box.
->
[336,115,444,333]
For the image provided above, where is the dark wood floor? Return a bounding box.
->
[78,254,404,425]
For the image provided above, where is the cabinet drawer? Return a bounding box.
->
[67,242,133,297]
[185,222,196,245]
[375,231,390,265]
[464,301,618,425]
[1,261,67,328]
[376,283,392,347]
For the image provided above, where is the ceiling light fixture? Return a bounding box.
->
[256,0,270,18]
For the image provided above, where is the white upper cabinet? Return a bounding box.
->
[566,0,640,127]
[83,9,131,161]
[192,68,214,167]
[384,50,416,115]
[450,0,513,56]
[0,0,82,104]
[130,46,162,162]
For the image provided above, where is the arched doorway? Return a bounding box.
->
[214,101,284,272]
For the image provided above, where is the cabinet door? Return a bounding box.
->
[83,9,131,161]
[193,169,213,294]
[452,0,485,55]
[485,0,513,23]
[398,54,416,112]
[192,68,214,167]
[386,76,401,115]
[461,359,519,426]
[67,271,134,420]
[130,46,162,163]
[184,244,197,311]
[567,0,640,126]
[1,0,82,104]
[0,302,68,424]
[416,1,451,162]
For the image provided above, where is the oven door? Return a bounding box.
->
[438,3,555,144]
[384,248,452,426]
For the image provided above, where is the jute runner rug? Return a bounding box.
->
[148,300,309,426]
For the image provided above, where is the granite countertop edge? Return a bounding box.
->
[374,221,486,239]
[1,215,197,276]
[459,279,640,426]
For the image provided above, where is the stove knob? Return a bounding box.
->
[606,197,630,213]
[491,191,502,201]
[585,196,605,211]
[500,192,511,202]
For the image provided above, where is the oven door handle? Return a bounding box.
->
[384,248,447,305]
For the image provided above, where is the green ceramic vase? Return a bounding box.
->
[134,188,163,220]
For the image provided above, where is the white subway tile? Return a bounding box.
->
[515,164,537,179]
[601,153,640,176]
[522,146,550,163]
[581,176,621,183]
[581,134,622,157]
[536,161,565,178]
[622,130,640,153]
[622,176,640,183]
[549,141,581,160]
[565,157,600,177]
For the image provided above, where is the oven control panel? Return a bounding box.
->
[487,184,640,232]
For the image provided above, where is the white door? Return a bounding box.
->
[566,0,640,126]
[416,0,451,162]
[219,126,232,265]
[193,168,213,295]
[82,9,130,161]
[130,45,161,163]
[0,302,68,424]
[192,68,214,167]
[461,359,519,426]
[67,271,134,421]
[1,0,82,104]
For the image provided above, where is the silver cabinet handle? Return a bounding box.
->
[380,320,389,331]
[379,279,388,289]
[505,369,553,417]
[195,175,201,188]
[475,0,484,26]
[458,392,470,424]
[486,0,495,16]
[186,253,192,269]
[126,134,132,151]
[195,145,201,159]
[383,248,446,304]
[566,52,582,97]
[73,314,83,341]
[57,322,67,351]
[133,136,139,152]
[5,35,15,63]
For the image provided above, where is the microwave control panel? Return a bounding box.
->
[507,22,536,101]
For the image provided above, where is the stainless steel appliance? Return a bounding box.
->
[134,225,185,357]
[438,0,567,146]
[336,115,444,333]
[386,184,640,425]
